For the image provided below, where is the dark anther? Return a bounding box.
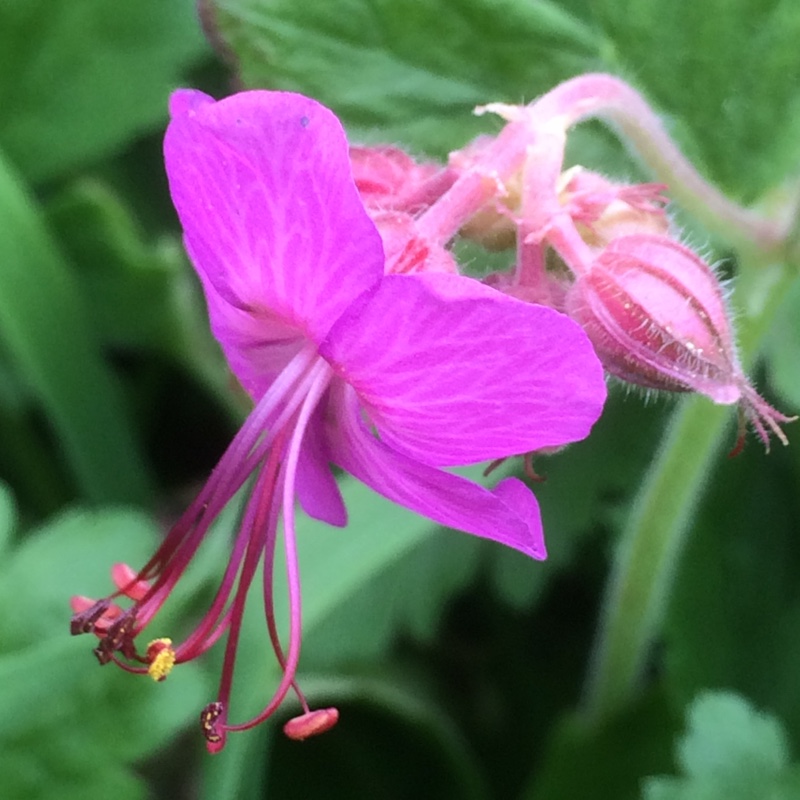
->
[70,600,111,636]
[100,611,138,660]
[200,701,225,745]
[93,644,113,666]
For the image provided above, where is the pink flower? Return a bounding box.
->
[71,89,606,752]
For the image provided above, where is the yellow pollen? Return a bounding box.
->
[146,638,176,682]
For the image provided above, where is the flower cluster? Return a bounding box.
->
[72,73,793,752]
[354,76,794,453]
[71,88,606,751]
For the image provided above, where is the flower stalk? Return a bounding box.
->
[584,263,797,725]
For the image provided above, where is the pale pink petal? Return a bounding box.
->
[328,384,546,558]
[164,89,384,347]
[321,273,606,466]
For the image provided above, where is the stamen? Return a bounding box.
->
[70,599,113,635]
[483,456,506,477]
[95,610,138,663]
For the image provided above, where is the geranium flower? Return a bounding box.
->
[71,89,606,751]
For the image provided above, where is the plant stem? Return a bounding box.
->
[583,264,796,725]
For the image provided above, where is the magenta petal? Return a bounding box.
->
[164,89,384,346]
[295,413,347,527]
[329,386,545,558]
[321,273,606,466]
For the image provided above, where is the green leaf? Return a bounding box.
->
[663,438,800,745]
[764,277,800,412]
[45,178,238,414]
[489,390,667,610]
[643,692,796,800]
[0,497,212,799]
[0,481,16,557]
[264,673,489,800]
[594,0,800,198]
[0,0,207,183]
[0,150,152,504]
[301,523,482,668]
[214,0,601,156]
[521,688,678,800]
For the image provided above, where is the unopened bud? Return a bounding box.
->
[372,210,457,274]
[350,146,452,213]
[565,233,794,449]
[558,168,670,250]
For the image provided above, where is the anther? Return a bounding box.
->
[283,707,340,741]
[70,599,112,636]
[146,638,176,682]
[200,702,226,753]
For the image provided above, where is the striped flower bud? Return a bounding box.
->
[564,233,794,451]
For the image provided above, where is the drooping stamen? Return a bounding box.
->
[72,346,323,677]
[220,360,333,741]
[94,610,138,664]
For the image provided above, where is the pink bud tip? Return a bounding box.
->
[283,707,340,741]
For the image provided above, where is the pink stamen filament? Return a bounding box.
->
[223,358,332,734]
[86,346,323,665]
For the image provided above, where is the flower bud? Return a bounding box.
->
[350,145,453,213]
[450,135,521,251]
[564,233,793,450]
[371,210,457,274]
[558,168,670,250]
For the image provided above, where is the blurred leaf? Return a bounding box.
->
[0,498,211,800]
[46,178,235,410]
[301,523,482,668]
[643,692,800,800]
[594,0,800,198]
[489,391,668,610]
[521,688,678,800]
[264,673,489,800]
[0,151,152,504]
[0,505,161,647]
[663,434,800,744]
[214,0,601,155]
[764,277,800,412]
[0,481,15,556]
[0,0,207,183]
